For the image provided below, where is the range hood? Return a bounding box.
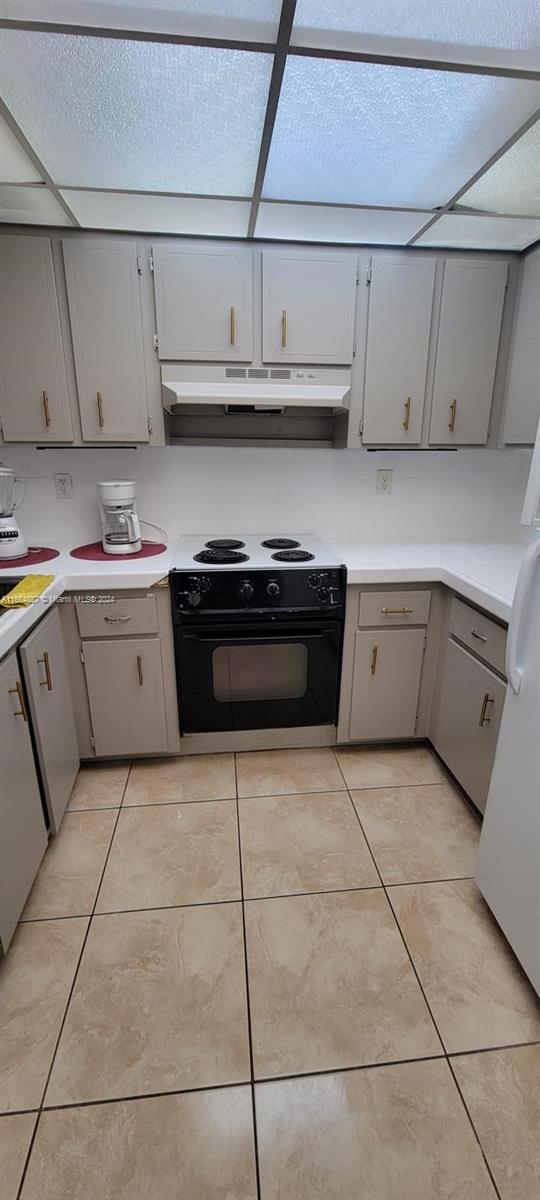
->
[161,365,351,415]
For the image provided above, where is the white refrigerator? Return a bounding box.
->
[476,421,540,994]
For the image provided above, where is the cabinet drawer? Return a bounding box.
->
[76,595,158,638]
[449,596,506,675]
[358,590,431,627]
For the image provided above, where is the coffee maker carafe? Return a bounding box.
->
[0,467,27,559]
[96,481,142,555]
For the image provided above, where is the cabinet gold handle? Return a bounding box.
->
[230,305,235,346]
[281,308,287,349]
[403,396,411,431]
[137,654,144,686]
[97,391,104,428]
[479,692,494,726]
[381,606,414,615]
[38,651,52,691]
[42,390,51,427]
[9,680,27,721]
[471,628,488,643]
[449,398,457,432]
[370,645,378,675]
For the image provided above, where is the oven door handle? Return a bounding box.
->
[181,628,338,645]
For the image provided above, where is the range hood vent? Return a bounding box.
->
[161,365,351,414]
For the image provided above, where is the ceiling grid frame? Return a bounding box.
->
[0,1,539,248]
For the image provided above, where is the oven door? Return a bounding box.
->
[176,619,342,733]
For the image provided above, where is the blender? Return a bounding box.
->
[96,481,142,555]
[0,467,27,559]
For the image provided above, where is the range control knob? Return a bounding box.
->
[267,581,280,597]
[239,580,254,599]
[308,573,321,589]
[187,591,201,607]
[318,587,330,604]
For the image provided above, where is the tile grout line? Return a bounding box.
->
[233,752,262,1200]
[15,759,135,1200]
[336,755,503,1200]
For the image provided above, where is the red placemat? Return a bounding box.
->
[70,541,167,561]
[0,546,60,568]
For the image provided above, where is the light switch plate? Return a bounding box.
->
[376,469,393,494]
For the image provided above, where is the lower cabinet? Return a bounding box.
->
[19,606,79,833]
[0,649,47,951]
[82,637,168,756]
[350,628,426,741]
[432,637,505,812]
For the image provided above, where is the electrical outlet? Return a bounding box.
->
[54,472,73,499]
[376,469,393,495]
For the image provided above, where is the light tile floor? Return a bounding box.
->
[1,745,539,1200]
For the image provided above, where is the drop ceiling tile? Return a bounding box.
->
[292,0,540,71]
[457,120,540,217]
[415,212,540,249]
[0,184,70,224]
[263,56,540,208]
[255,202,429,244]
[0,31,273,194]
[0,113,42,183]
[62,190,250,234]
[0,0,281,40]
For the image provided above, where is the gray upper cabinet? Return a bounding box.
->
[362,256,436,444]
[0,648,47,950]
[503,247,540,445]
[0,235,73,442]
[429,259,507,445]
[63,239,149,441]
[262,250,357,364]
[19,606,79,833]
[153,243,253,361]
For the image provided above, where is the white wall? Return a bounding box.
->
[1,443,532,548]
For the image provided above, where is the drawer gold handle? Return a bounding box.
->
[479,692,494,726]
[403,396,411,431]
[230,305,235,346]
[381,606,414,615]
[42,390,51,427]
[471,628,488,643]
[448,398,457,432]
[9,680,27,721]
[104,615,131,623]
[97,391,104,428]
[370,645,378,676]
[281,308,287,349]
[137,654,144,686]
[38,651,52,691]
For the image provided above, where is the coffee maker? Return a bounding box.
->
[0,467,27,559]
[96,481,142,555]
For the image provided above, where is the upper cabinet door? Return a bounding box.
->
[503,248,540,445]
[429,259,507,445]
[362,256,436,444]
[153,244,253,361]
[63,239,149,442]
[262,250,357,364]
[0,235,73,442]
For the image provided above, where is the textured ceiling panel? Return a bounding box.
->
[0,113,42,183]
[0,0,282,40]
[263,55,540,207]
[255,202,429,243]
[416,212,540,249]
[62,190,251,234]
[0,31,273,193]
[457,120,540,216]
[0,184,70,223]
[292,0,540,70]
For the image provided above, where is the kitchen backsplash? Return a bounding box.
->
[1,444,533,548]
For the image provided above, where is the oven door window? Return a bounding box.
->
[213,643,308,703]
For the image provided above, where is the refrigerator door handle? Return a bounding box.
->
[506,537,540,695]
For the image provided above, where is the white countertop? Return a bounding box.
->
[0,539,525,661]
